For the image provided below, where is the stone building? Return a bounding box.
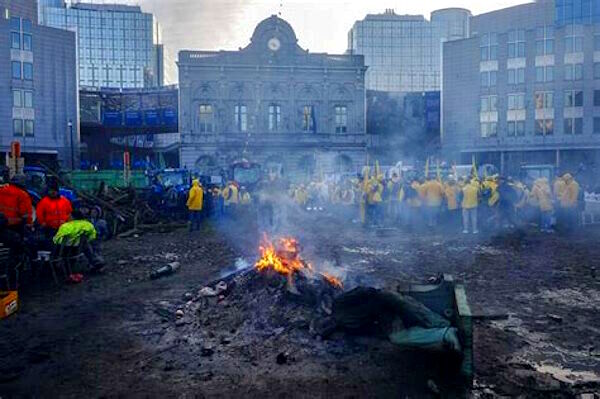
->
[178,15,367,181]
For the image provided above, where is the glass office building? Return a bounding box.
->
[555,0,600,25]
[38,1,163,89]
[348,8,471,92]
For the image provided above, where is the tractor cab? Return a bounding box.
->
[229,160,262,191]
[23,166,77,205]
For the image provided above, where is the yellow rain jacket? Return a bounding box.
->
[530,178,553,212]
[240,192,251,205]
[53,220,97,247]
[560,174,580,209]
[483,178,499,207]
[223,183,239,206]
[424,180,444,207]
[186,180,204,211]
[294,187,308,206]
[462,181,479,210]
[444,183,460,211]
[367,178,383,204]
[407,181,422,208]
[553,178,566,200]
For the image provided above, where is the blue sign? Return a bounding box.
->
[163,108,178,126]
[145,109,160,126]
[125,111,143,127]
[103,111,122,127]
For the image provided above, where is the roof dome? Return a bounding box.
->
[250,15,298,48]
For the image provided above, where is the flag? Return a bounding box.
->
[425,157,430,178]
[471,155,478,180]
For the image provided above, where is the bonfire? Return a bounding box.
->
[255,234,343,294]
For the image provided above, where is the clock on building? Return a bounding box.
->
[268,37,281,51]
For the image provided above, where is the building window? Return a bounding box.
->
[13,119,23,136]
[564,117,583,135]
[535,66,554,83]
[535,119,554,136]
[480,33,498,61]
[234,105,247,132]
[508,93,525,110]
[24,91,33,108]
[23,33,32,51]
[24,120,34,137]
[564,90,583,107]
[12,90,22,108]
[564,25,584,53]
[22,19,31,33]
[302,105,315,133]
[10,16,20,31]
[565,63,584,81]
[594,63,600,79]
[480,95,498,112]
[198,104,214,133]
[23,62,33,80]
[536,26,554,56]
[11,61,21,79]
[534,92,554,109]
[268,104,281,132]
[11,32,20,49]
[335,106,348,133]
[594,117,600,134]
[508,68,525,85]
[481,122,497,138]
[507,121,526,137]
[595,35,600,51]
[480,71,497,87]
[508,29,526,58]
[595,90,600,106]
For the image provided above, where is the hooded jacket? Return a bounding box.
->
[530,178,553,212]
[559,174,580,209]
[186,180,204,211]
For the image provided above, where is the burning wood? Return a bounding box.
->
[255,234,343,291]
[321,273,343,289]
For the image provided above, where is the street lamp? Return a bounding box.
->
[68,119,74,170]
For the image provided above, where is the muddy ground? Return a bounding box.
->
[1,208,599,398]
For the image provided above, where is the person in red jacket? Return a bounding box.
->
[36,179,72,239]
[0,169,33,232]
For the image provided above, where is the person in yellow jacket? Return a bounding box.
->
[294,184,308,208]
[239,186,251,205]
[558,173,580,232]
[553,175,567,202]
[387,173,403,223]
[530,177,553,232]
[186,179,204,231]
[444,179,461,229]
[53,209,104,271]
[367,176,384,226]
[423,178,444,228]
[461,179,480,234]
[222,181,239,217]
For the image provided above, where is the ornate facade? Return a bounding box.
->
[178,15,367,181]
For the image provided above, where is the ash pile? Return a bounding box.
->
[174,235,466,377]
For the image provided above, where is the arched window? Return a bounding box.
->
[234,104,248,132]
[198,104,214,133]
[302,105,315,133]
[268,104,281,132]
[335,105,348,133]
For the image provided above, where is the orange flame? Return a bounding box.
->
[255,234,342,289]
[255,235,312,276]
[321,273,343,289]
